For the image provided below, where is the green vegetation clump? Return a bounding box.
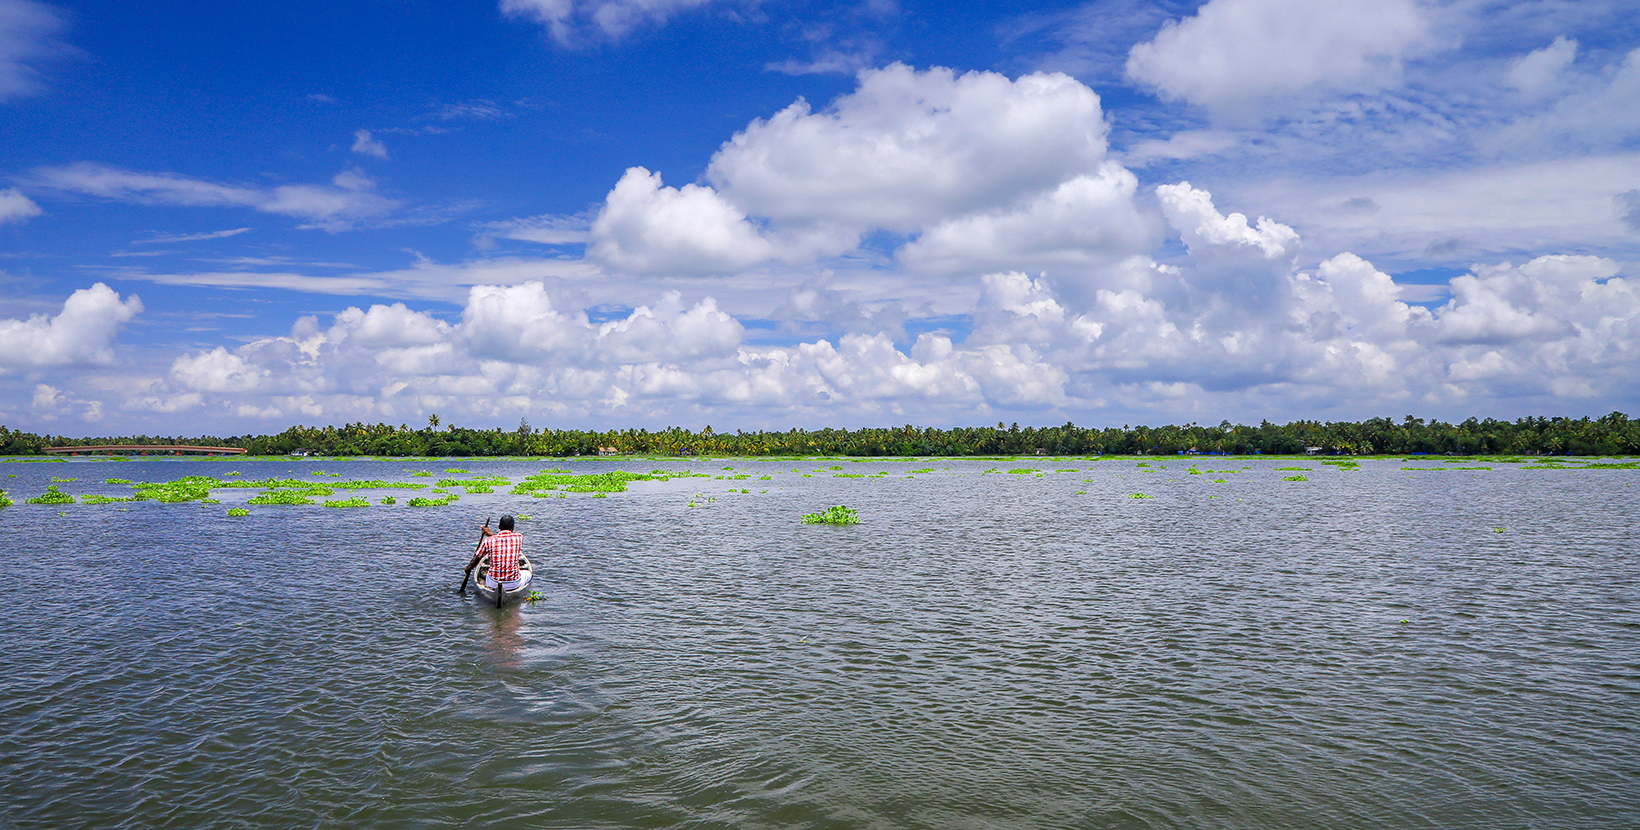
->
[323,497,370,508]
[802,505,860,524]
[0,489,11,507]
[444,468,469,474]
[380,496,396,505]
[330,479,393,490]
[105,478,132,484]
[132,476,223,503]
[27,485,75,504]
[81,495,133,505]
[406,496,454,507]
[50,476,77,482]
[411,471,433,477]
[227,508,249,516]
[247,491,315,506]
[1130,493,1152,499]
[512,469,663,496]
[1274,467,1311,471]
[1282,475,1309,481]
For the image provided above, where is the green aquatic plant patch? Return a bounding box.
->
[380,496,396,505]
[227,508,249,517]
[105,478,132,484]
[0,489,10,507]
[1274,467,1311,471]
[512,469,667,496]
[1282,475,1309,481]
[802,505,860,524]
[50,476,77,482]
[247,491,315,506]
[405,496,454,507]
[1130,493,1152,499]
[80,495,134,505]
[132,476,222,503]
[323,497,370,508]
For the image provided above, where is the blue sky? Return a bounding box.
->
[2,0,1638,436]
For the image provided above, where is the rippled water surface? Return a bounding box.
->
[2,456,1637,829]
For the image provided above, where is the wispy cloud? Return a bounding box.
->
[29,163,402,232]
[350,129,388,158]
[431,99,508,121]
[476,213,591,246]
[0,0,76,101]
[501,0,735,46]
[0,186,42,223]
[132,227,254,244]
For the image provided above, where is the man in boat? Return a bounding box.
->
[466,514,525,594]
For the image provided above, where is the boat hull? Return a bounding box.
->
[474,553,533,607]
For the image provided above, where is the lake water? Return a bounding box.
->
[1,455,1636,829]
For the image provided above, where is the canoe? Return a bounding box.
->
[474,552,533,607]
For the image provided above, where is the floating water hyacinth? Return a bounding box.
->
[227,508,249,517]
[27,485,75,505]
[1130,493,1152,499]
[802,505,860,525]
[248,491,314,506]
[1282,475,1309,481]
[322,497,370,508]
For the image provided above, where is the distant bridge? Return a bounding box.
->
[44,445,248,456]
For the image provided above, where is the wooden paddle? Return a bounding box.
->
[457,517,491,595]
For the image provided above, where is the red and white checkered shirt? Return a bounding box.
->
[480,530,522,582]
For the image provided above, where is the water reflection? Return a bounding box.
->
[479,604,527,669]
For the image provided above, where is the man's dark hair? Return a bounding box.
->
[499,515,515,531]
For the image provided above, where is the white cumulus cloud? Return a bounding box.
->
[1125,0,1431,119]
[588,167,777,275]
[707,63,1111,234]
[0,283,143,374]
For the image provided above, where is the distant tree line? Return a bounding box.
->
[4,413,1637,457]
